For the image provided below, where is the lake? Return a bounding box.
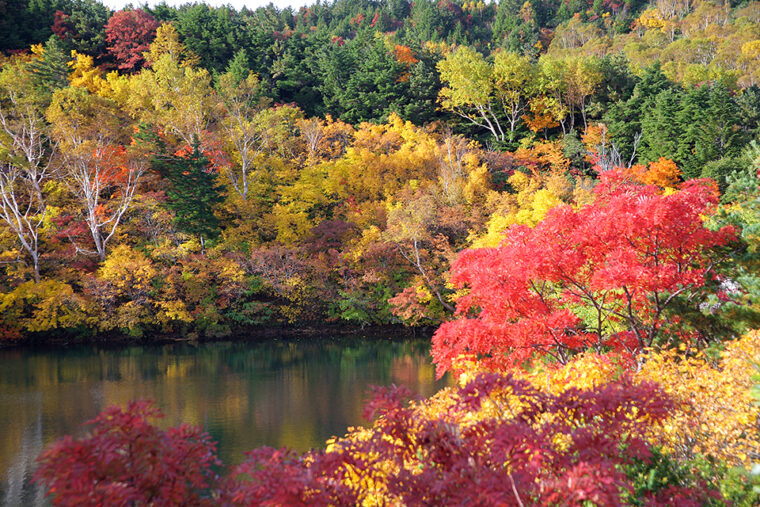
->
[0,333,450,506]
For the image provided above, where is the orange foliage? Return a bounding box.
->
[172,136,229,170]
[514,140,569,174]
[620,158,681,188]
[394,45,418,83]
[640,157,681,187]
[297,115,355,163]
[581,123,609,162]
[523,96,560,133]
[394,45,418,66]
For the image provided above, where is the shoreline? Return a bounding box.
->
[0,323,436,350]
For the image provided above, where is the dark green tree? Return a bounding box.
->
[60,0,111,60]
[1,0,59,52]
[735,85,760,139]
[266,29,326,116]
[317,30,406,123]
[174,4,242,73]
[639,87,683,164]
[0,0,35,50]
[604,63,672,163]
[153,138,225,252]
[225,48,251,83]
[27,35,70,92]
[587,55,637,119]
[399,45,446,126]
[678,82,744,180]
[493,0,535,53]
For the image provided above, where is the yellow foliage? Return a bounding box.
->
[637,8,667,30]
[68,51,111,96]
[274,113,490,243]
[279,275,313,324]
[108,300,151,332]
[415,283,433,304]
[268,204,314,245]
[155,299,193,324]
[122,33,214,145]
[462,159,490,204]
[102,71,131,102]
[637,332,760,467]
[326,426,401,506]
[0,248,20,263]
[0,280,92,332]
[518,352,622,394]
[325,345,685,503]
[347,226,383,262]
[470,170,568,248]
[445,328,760,471]
[144,23,198,68]
[742,40,760,59]
[471,212,518,248]
[98,244,157,294]
[178,237,203,254]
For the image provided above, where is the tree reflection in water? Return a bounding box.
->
[0,334,450,506]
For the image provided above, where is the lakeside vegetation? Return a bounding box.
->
[1,0,760,340]
[1,0,760,503]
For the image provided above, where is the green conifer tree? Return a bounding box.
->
[27,35,70,92]
[153,137,224,252]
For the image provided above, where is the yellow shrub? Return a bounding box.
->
[452,331,760,467]
[0,280,92,332]
[637,333,760,467]
[99,244,157,295]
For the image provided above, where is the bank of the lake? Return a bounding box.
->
[0,323,436,349]
[0,333,451,506]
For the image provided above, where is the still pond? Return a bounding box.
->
[0,333,450,506]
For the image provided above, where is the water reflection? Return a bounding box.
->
[0,334,450,506]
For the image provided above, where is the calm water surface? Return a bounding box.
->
[0,333,450,506]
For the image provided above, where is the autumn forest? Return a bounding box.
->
[3,0,760,504]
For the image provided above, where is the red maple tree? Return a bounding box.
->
[432,170,736,375]
[105,9,160,72]
[34,400,220,507]
[222,374,716,505]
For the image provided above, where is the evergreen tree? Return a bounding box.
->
[677,83,743,179]
[736,85,760,140]
[400,45,446,125]
[174,4,240,73]
[27,35,70,92]
[639,87,683,164]
[0,0,32,50]
[153,138,224,251]
[225,48,251,84]
[61,0,111,60]
[268,30,325,116]
[317,30,406,123]
[604,63,672,163]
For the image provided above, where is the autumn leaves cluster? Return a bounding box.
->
[2,0,760,340]
[0,25,479,337]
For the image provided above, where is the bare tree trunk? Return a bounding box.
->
[0,93,57,282]
[62,140,145,261]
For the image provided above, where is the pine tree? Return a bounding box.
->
[225,49,251,84]
[640,87,683,164]
[27,35,70,92]
[604,63,672,163]
[153,137,224,252]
